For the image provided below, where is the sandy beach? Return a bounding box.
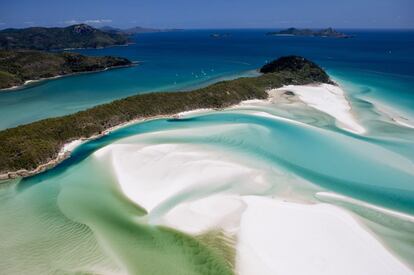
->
[270,84,366,134]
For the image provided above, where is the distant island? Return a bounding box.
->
[0,24,129,50]
[0,50,132,89]
[100,26,183,35]
[266,28,352,38]
[0,56,331,179]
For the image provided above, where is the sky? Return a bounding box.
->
[0,0,413,29]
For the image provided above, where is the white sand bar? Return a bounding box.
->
[90,98,412,274]
[105,143,267,213]
[237,196,413,275]
[95,140,412,275]
[271,84,366,134]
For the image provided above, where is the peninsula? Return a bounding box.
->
[0,50,132,89]
[0,56,331,179]
[266,28,352,38]
[0,24,129,50]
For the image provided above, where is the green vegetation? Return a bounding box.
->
[266,27,352,38]
[260,55,333,84]
[0,24,129,50]
[0,56,331,177]
[0,49,132,89]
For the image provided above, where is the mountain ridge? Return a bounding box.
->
[0,24,130,50]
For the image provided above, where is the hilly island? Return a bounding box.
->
[266,27,352,38]
[0,24,134,89]
[0,24,129,50]
[0,50,132,89]
[0,56,331,179]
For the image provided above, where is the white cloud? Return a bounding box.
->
[63,19,112,26]
[84,19,112,24]
[64,20,79,25]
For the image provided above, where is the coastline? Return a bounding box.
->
[61,41,135,51]
[0,112,181,181]
[270,84,366,134]
[0,63,137,92]
[1,81,409,181]
[1,79,413,271]
[0,107,220,181]
[0,106,220,181]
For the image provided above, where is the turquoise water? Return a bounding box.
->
[2,88,414,273]
[1,30,414,274]
[19,104,414,214]
[0,29,413,129]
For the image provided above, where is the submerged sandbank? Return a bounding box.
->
[53,75,413,273]
[371,99,414,129]
[94,139,413,275]
[91,118,413,274]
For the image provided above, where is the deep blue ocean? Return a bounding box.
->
[0,29,413,129]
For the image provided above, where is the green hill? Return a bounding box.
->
[0,24,129,50]
[0,49,132,89]
[260,55,333,84]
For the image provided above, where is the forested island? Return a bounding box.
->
[0,56,331,179]
[0,50,132,89]
[266,28,352,38]
[0,24,129,50]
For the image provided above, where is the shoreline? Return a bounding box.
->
[0,111,211,181]
[0,63,136,92]
[270,83,366,134]
[1,81,410,181]
[60,42,135,51]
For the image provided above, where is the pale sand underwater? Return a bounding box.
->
[2,82,414,274]
[83,83,414,274]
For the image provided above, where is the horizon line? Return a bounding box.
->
[1,24,414,31]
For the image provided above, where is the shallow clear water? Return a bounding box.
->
[1,30,414,274]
